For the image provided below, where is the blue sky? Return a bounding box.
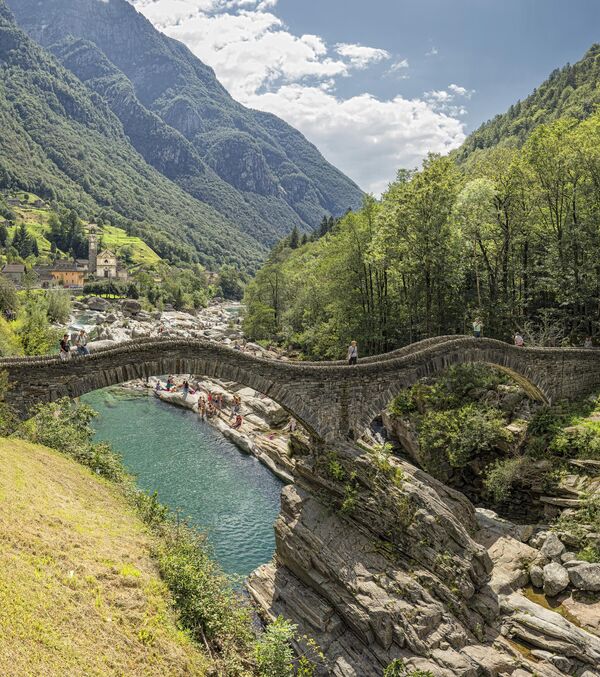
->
[131,0,600,193]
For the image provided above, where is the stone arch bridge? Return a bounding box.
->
[1,336,599,442]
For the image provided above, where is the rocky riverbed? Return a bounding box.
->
[69,297,297,479]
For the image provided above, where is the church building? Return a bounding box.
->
[87,225,128,280]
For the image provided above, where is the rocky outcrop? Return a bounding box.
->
[248,439,600,676]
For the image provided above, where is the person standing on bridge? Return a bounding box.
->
[75,329,89,356]
[59,334,71,361]
[347,340,358,365]
[472,317,483,338]
[514,332,525,347]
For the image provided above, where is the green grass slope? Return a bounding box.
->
[0,437,209,676]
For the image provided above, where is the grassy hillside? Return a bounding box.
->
[3,194,161,266]
[0,438,209,676]
[101,225,161,267]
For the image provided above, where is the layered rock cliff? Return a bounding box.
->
[248,438,600,676]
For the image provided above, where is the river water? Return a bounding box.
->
[83,388,283,579]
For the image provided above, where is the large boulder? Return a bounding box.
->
[568,563,600,592]
[529,564,544,588]
[86,296,109,311]
[543,562,570,597]
[121,299,142,316]
[540,533,565,562]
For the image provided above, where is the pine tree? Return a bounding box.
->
[289,226,300,249]
[0,223,8,248]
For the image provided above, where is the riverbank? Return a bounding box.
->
[84,388,284,579]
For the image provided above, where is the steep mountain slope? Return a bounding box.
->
[48,36,282,245]
[457,44,600,160]
[0,1,264,268]
[8,0,363,238]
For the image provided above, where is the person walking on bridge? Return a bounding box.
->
[75,329,89,356]
[472,317,483,338]
[347,340,358,365]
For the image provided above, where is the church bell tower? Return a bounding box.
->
[88,225,98,275]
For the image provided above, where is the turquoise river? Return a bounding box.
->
[83,388,283,578]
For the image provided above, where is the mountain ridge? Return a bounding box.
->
[7,0,363,242]
[457,43,600,160]
[0,0,265,268]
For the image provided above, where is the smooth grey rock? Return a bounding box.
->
[530,530,550,549]
[529,564,544,588]
[86,296,109,311]
[543,562,569,597]
[549,655,573,672]
[561,551,578,563]
[121,299,142,315]
[541,532,566,561]
[568,563,600,592]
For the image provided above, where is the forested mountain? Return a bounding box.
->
[457,44,600,160]
[0,0,264,269]
[6,0,363,244]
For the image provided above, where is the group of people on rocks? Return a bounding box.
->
[154,375,245,429]
[59,329,89,361]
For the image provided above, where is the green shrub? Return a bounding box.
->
[483,456,528,503]
[549,426,600,460]
[384,658,435,677]
[419,404,509,468]
[369,442,394,474]
[389,389,419,416]
[527,406,561,438]
[46,289,72,324]
[578,545,600,563]
[17,296,62,355]
[254,616,296,676]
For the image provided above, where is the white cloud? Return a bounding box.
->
[247,85,465,194]
[130,1,469,194]
[425,46,438,56]
[334,43,390,69]
[425,83,475,117]
[448,83,474,99]
[389,58,409,71]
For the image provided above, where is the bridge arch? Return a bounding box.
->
[0,338,328,439]
[1,336,599,443]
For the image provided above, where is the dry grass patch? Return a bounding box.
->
[0,438,209,676]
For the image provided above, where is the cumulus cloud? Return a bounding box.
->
[334,43,390,69]
[247,85,465,194]
[130,0,469,193]
[425,83,475,117]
